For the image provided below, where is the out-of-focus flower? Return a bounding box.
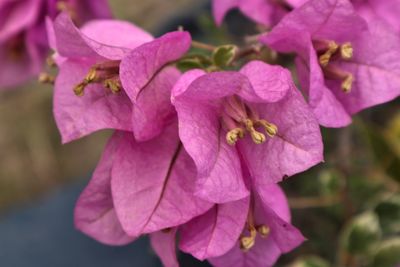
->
[263,0,400,127]
[212,0,289,27]
[0,0,111,89]
[172,60,323,204]
[49,13,191,143]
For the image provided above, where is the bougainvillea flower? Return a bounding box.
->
[352,0,400,33]
[262,0,400,127]
[0,0,111,89]
[75,123,212,244]
[172,60,323,204]
[179,184,304,266]
[50,13,191,142]
[212,0,289,27]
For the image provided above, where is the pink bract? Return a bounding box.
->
[262,0,400,127]
[75,123,212,245]
[172,60,323,204]
[50,13,191,143]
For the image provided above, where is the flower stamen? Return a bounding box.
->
[255,119,278,137]
[244,119,266,144]
[324,65,354,93]
[103,77,122,94]
[226,128,245,145]
[240,226,257,252]
[318,41,339,67]
[72,61,121,96]
[340,42,353,60]
[256,225,270,238]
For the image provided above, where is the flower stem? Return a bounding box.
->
[191,40,216,51]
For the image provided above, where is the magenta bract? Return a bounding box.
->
[262,0,400,127]
[172,61,323,204]
[50,13,191,143]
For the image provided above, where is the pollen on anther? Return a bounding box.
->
[341,74,353,93]
[340,42,353,60]
[226,128,245,145]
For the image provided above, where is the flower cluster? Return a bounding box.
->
[0,0,111,89]
[44,0,400,266]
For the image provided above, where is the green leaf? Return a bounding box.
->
[371,238,400,267]
[212,45,237,68]
[176,54,212,72]
[289,256,331,267]
[374,194,400,234]
[341,211,382,255]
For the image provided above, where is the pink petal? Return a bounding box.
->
[212,0,239,26]
[208,236,281,267]
[266,0,367,44]
[285,0,308,8]
[296,44,352,127]
[111,123,212,237]
[53,60,132,143]
[53,13,151,60]
[80,19,153,50]
[132,66,180,141]
[171,69,206,100]
[330,20,400,115]
[174,71,251,184]
[254,189,305,253]
[177,71,251,100]
[74,132,135,246]
[256,184,290,222]
[194,132,249,203]
[239,60,290,103]
[150,229,179,267]
[180,197,249,260]
[354,0,400,33]
[119,31,191,102]
[239,85,323,185]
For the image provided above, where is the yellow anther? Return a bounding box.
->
[340,42,353,60]
[84,68,97,83]
[244,119,266,145]
[341,73,353,93]
[38,72,55,84]
[250,131,266,144]
[319,41,339,67]
[73,82,87,96]
[240,226,257,252]
[256,225,270,238]
[256,120,278,137]
[104,78,122,94]
[226,128,245,145]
